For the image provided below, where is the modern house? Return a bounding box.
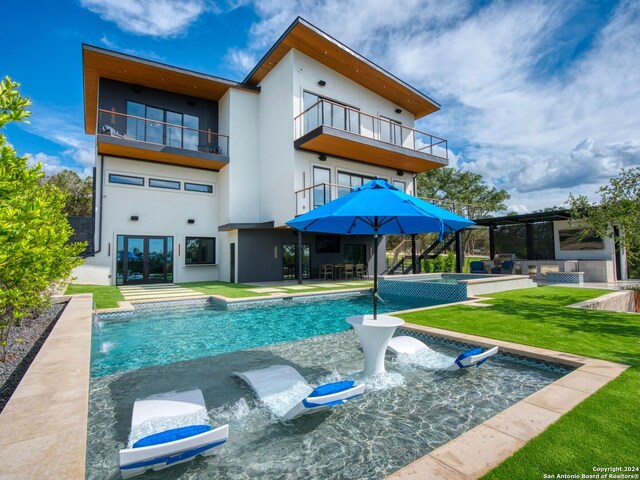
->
[74,17,449,285]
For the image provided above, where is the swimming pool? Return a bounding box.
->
[87,293,569,479]
[91,293,445,377]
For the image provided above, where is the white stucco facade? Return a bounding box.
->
[75,22,446,285]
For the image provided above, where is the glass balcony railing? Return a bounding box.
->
[294,99,448,160]
[97,109,229,156]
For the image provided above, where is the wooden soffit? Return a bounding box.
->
[244,18,440,119]
[83,45,257,134]
[295,126,447,174]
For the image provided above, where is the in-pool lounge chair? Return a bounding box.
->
[119,389,228,479]
[235,365,365,420]
[387,336,499,371]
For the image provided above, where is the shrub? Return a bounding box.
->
[0,77,85,360]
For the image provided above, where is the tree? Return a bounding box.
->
[416,167,510,256]
[41,169,93,216]
[417,167,510,218]
[568,167,640,278]
[0,77,85,360]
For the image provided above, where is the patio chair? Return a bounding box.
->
[497,260,516,274]
[320,264,334,280]
[235,365,365,420]
[469,261,485,274]
[355,264,366,279]
[119,389,228,478]
[344,263,355,279]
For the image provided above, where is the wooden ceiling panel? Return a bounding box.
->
[298,132,445,174]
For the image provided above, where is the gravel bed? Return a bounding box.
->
[0,300,68,412]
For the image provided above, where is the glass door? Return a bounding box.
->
[116,235,173,285]
[282,244,311,280]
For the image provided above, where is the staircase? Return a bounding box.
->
[387,232,457,274]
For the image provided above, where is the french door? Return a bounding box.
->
[116,235,174,285]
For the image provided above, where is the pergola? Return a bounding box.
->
[472,209,572,260]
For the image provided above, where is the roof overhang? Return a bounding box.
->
[218,221,275,231]
[82,45,258,134]
[473,210,572,227]
[243,18,440,119]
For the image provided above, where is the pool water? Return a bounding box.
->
[92,293,445,377]
[86,327,568,480]
[87,293,570,479]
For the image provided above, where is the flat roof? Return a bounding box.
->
[243,17,441,119]
[473,209,572,227]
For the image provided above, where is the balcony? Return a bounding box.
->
[294,100,448,173]
[97,110,229,170]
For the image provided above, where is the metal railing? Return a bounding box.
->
[295,182,352,215]
[97,109,229,156]
[294,99,448,160]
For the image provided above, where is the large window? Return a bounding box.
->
[126,101,199,150]
[303,92,359,135]
[185,237,216,265]
[337,171,374,197]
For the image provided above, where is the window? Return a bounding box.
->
[313,166,331,208]
[337,171,374,197]
[149,178,180,190]
[380,115,402,146]
[303,92,359,135]
[126,101,200,151]
[185,182,213,193]
[109,174,144,186]
[393,180,406,192]
[185,237,216,264]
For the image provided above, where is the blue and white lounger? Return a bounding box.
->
[387,336,499,371]
[235,365,365,420]
[119,389,228,479]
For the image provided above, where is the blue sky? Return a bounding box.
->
[2,0,638,212]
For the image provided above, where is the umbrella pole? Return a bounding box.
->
[373,229,378,319]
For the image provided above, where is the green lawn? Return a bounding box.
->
[64,284,124,309]
[398,286,640,478]
[177,281,270,298]
[179,280,373,298]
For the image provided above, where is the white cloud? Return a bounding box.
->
[80,0,209,37]
[23,104,96,176]
[224,48,258,74]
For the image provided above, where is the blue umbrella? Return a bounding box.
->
[286,179,474,317]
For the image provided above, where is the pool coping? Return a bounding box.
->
[0,292,629,479]
[385,322,629,480]
[0,294,93,480]
[95,287,373,313]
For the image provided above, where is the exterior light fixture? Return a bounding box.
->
[187,219,195,224]
[397,170,404,176]
[319,154,327,161]
[317,80,327,87]
[130,215,139,221]
[395,108,402,114]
